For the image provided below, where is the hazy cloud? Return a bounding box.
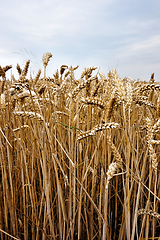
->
[0,0,160,81]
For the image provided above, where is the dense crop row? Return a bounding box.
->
[0,54,160,239]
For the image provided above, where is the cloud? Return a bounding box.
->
[115,34,160,64]
[1,0,119,43]
[0,0,160,81]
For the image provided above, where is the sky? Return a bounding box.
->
[0,0,160,81]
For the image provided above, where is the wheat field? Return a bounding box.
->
[0,53,160,240]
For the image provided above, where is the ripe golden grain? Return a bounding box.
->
[0,55,160,240]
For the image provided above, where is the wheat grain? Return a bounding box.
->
[137,209,160,219]
[60,65,68,75]
[77,122,119,141]
[22,60,30,77]
[0,93,6,109]
[77,129,96,141]
[93,122,119,131]
[42,52,52,67]
[37,85,46,95]
[146,117,158,173]
[106,93,116,120]
[90,81,100,97]
[16,89,36,99]
[16,64,22,75]
[105,162,119,190]
[106,134,123,168]
[157,97,160,118]
[13,111,44,122]
[13,125,30,132]
[3,65,12,73]
[138,83,160,93]
[1,79,6,94]
[81,97,106,109]
[34,69,41,85]
[81,67,97,79]
[0,66,5,78]
[71,76,97,98]
[151,140,160,144]
[152,118,160,133]
[133,97,156,109]
[149,73,155,84]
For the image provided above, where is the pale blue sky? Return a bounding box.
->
[0,0,160,81]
